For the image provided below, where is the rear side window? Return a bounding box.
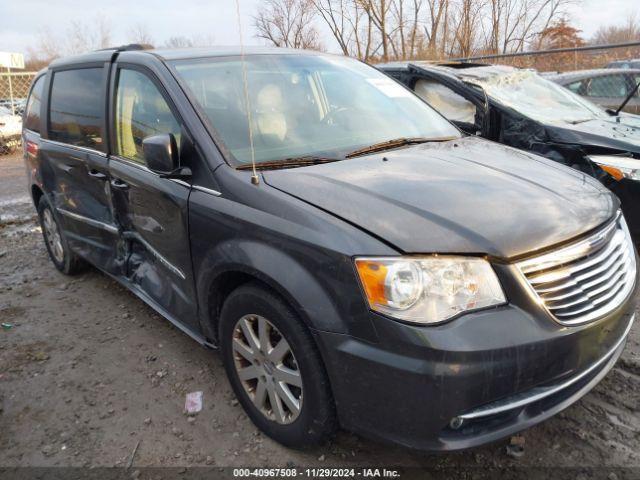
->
[24,76,45,132]
[49,68,104,149]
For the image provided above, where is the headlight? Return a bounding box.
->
[355,256,506,324]
[588,155,640,181]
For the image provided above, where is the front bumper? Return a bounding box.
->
[312,295,636,451]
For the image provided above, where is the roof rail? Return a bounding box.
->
[97,43,153,52]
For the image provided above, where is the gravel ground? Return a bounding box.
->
[1,151,639,475]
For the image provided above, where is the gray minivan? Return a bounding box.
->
[23,46,638,451]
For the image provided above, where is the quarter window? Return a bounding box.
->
[114,69,181,164]
[49,68,104,148]
[24,76,45,132]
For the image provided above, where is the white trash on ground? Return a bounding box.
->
[185,391,203,415]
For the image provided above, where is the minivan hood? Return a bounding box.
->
[547,116,640,153]
[263,137,617,259]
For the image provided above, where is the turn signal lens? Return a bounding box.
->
[355,260,388,306]
[588,155,640,181]
[355,256,506,324]
[599,164,624,181]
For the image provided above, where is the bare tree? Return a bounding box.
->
[254,0,323,49]
[313,0,374,59]
[164,36,195,48]
[448,0,486,57]
[423,0,448,55]
[27,15,113,65]
[66,19,111,54]
[29,26,62,63]
[164,34,216,48]
[128,24,155,47]
[464,0,573,55]
[407,0,425,58]
[591,14,640,44]
[307,0,574,61]
[357,0,394,60]
[191,33,217,47]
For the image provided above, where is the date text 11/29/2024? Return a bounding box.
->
[232,468,401,478]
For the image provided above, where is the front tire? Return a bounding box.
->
[219,282,337,448]
[37,196,86,275]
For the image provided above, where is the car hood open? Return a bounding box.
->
[263,137,617,259]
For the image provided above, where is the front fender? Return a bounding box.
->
[194,239,379,344]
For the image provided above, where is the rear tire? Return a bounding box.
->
[37,196,86,275]
[219,282,337,448]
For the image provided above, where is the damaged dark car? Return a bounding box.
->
[379,62,640,240]
[23,47,638,451]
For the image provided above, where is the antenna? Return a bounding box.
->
[234,0,259,185]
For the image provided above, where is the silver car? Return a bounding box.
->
[547,68,640,114]
[0,105,22,154]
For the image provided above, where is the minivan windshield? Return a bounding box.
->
[469,69,607,124]
[170,54,460,166]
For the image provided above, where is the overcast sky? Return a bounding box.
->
[0,0,636,59]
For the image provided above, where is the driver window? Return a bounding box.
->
[115,69,182,164]
[585,75,627,98]
[414,79,477,124]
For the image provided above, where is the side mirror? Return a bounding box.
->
[142,134,179,174]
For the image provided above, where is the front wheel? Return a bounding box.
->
[219,282,337,448]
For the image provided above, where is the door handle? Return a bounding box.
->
[111,178,129,190]
[88,169,107,180]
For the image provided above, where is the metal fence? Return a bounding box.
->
[1,42,639,156]
[452,41,640,114]
[452,41,640,73]
[0,70,36,155]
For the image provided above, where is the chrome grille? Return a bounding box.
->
[517,215,637,325]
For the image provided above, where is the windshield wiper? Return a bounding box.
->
[344,136,457,158]
[235,156,340,171]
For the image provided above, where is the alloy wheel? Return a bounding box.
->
[231,314,303,424]
[43,208,64,263]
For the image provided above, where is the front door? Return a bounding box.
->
[107,65,199,329]
[41,66,119,272]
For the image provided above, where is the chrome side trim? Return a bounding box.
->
[100,267,216,350]
[192,185,222,197]
[108,158,219,196]
[56,208,119,234]
[123,232,186,280]
[170,179,191,188]
[109,155,153,173]
[459,313,635,421]
[41,138,107,157]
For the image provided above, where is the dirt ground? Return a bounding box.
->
[1,151,639,475]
